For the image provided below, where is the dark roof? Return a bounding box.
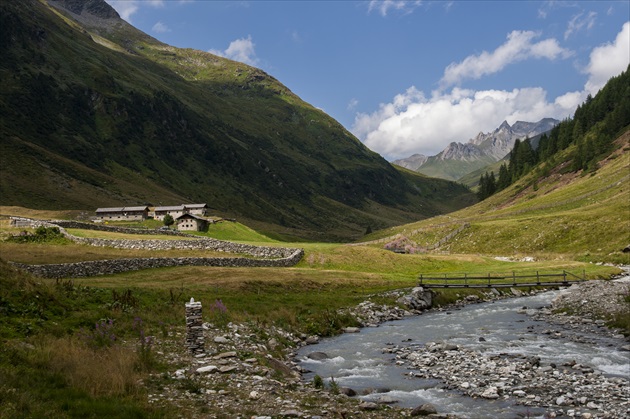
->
[185,203,207,209]
[176,213,208,221]
[154,205,186,212]
[96,207,124,213]
[96,206,148,213]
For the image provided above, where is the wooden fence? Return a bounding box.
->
[418,270,586,288]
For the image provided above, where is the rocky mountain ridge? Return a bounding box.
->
[393,118,559,181]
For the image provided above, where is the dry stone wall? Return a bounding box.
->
[9,218,304,278]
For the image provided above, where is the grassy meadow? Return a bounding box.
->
[0,138,628,418]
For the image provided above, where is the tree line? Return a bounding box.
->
[478,64,630,201]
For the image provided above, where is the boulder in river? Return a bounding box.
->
[397,287,433,310]
[306,351,329,360]
[411,403,437,416]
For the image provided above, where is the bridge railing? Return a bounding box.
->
[418,270,586,288]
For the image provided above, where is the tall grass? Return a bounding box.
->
[40,336,140,397]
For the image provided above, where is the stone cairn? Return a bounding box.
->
[185,298,204,355]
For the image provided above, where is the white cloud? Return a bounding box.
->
[152,21,171,33]
[440,30,572,88]
[353,22,630,161]
[209,35,259,66]
[367,0,422,17]
[565,11,597,40]
[352,86,579,160]
[347,98,359,111]
[584,21,630,95]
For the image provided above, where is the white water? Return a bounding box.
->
[297,282,630,418]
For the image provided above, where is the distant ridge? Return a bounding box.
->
[393,118,559,181]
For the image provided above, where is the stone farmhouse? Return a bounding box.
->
[95,204,209,231]
[95,206,149,221]
[152,203,208,221]
[176,213,209,231]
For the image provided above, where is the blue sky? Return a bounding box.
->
[104,1,630,160]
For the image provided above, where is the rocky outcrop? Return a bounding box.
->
[396,287,433,310]
[49,0,120,19]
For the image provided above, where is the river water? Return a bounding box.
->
[297,286,629,418]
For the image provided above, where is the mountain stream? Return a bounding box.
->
[297,281,630,418]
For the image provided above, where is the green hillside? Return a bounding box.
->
[364,128,629,263]
[414,155,496,183]
[361,73,630,266]
[0,0,475,242]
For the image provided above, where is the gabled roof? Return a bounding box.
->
[154,205,186,212]
[185,203,207,209]
[176,213,208,221]
[96,207,124,213]
[96,206,148,213]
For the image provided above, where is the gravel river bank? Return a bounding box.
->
[147,269,629,418]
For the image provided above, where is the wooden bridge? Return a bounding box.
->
[418,270,586,288]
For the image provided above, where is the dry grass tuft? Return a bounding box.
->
[37,336,141,397]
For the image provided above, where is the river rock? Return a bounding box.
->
[338,387,356,397]
[213,351,237,359]
[196,365,218,374]
[481,386,500,399]
[306,351,329,360]
[397,287,433,310]
[305,335,320,344]
[358,401,378,411]
[411,403,437,416]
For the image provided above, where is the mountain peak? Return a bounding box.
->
[49,0,120,20]
[498,120,511,131]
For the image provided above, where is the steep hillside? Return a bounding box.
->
[0,0,475,241]
[365,129,629,263]
[363,69,629,262]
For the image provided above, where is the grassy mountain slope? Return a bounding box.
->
[363,127,629,263]
[0,0,474,242]
[415,155,496,183]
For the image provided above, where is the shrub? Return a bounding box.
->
[78,319,117,350]
[132,317,157,371]
[208,299,230,329]
[313,374,324,389]
[6,226,68,244]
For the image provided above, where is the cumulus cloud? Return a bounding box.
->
[352,87,578,159]
[367,0,422,17]
[565,11,597,40]
[352,22,630,161]
[440,30,572,88]
[584,21,630,95]
[152,21,171,33]
[209,35,259,66]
